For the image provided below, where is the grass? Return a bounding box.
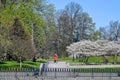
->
[56,56,120,63]
[0,59,46,68]
[0,59,47,72]
[49,56,120,66]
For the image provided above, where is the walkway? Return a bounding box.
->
[48,62,69,68]
[47,61,120,68]
[69,64,120,68]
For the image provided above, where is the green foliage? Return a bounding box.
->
[0,1,48,60]
[8,17,36,60]
[90,30,101,41]
[36,59,46,63]
[0,2,45,34]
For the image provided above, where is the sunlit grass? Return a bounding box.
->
[54,56,120,65]
[0,61,41,69]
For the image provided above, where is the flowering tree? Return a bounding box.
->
[95,40,120,64]
[67,40,120,64]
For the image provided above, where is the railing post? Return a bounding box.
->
[109,68,111,80]
[118,70,120,77]
[73,68,76,78]
[92,68,94,79]
[55,68,57,79]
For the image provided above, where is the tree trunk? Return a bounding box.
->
[20,57,22,70]
[115,54,118,64]
[113,54,118,64]
[103,55,108,64]
[84,57,89,64]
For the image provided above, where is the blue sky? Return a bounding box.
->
[49,0,120,29]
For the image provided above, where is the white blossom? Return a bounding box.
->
[67,40,120,57]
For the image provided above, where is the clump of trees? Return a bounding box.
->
[99,21,120,41]
[67,40,120,64]
[9,17,36,62]
[0,0,56,62]
[55,2,100,57]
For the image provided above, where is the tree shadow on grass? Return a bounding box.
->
[0,62,6,64]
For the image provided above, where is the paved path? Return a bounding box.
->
[47,61,120,68]
[48,62,69,68]
[69,64,120,68]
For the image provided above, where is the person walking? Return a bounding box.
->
[53,54,58,63]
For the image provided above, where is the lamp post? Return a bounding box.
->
[72,28,79,61]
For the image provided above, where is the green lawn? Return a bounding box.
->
[0,59,47,72]
[55,56,120,65]
[0,61,38,72]
[0,58,47,69]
